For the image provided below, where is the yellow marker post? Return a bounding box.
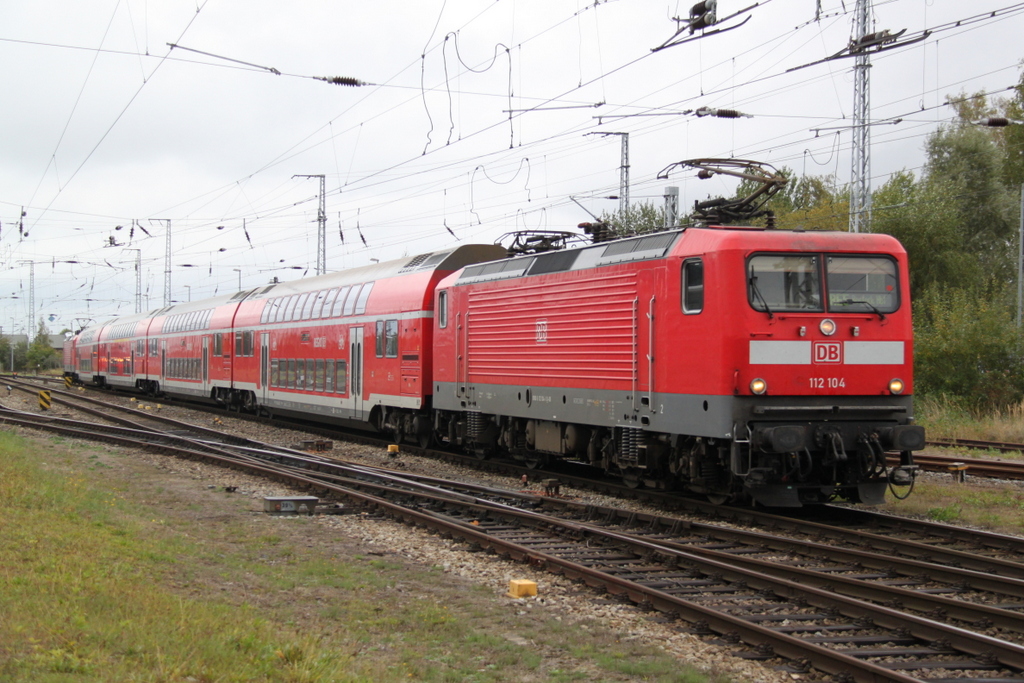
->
[38,390,51,411]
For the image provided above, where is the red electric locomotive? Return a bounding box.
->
[431,226,923,506]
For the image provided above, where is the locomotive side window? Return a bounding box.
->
[826,255,899,313]
[681,259,704,314]
[438,290,448,328]
[385,320,399,358]
[747,254,823,312]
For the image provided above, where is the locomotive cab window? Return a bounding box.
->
[681,259,704,314]
[826,255,899,314]
[747,254,823,312]
[747,253,900,314]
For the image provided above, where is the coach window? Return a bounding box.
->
[311,289,329,318]
[682,259,704,314]
[343,284,361,316]
[286,359,296,389]
[354,282,374,314]
[385,319,399,358]
[336,360,347,395]
[292,293,311,322]
[331,286,350,317]
[243,331,254,357]
[282,295,300,322]
[325,359,335,392]
[271,359,280,387]
[319,288,339,318]
[375,320,385,357]
[301,292,318,320]
[234,332,243,357]
[438,290,448,328]
[315,359,325,392]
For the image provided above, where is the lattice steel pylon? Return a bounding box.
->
[295,174,327,274]
[850,0,872,233]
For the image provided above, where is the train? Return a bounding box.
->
[64,225,924,507]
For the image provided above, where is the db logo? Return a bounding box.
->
[535,319,548,344]
[813,341,842,364]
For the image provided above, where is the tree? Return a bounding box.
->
[26,320,60,372]
[599,202,669,237]
[731,168,848,231]
[913,287,1024,408]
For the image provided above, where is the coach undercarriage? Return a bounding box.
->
[430,409,920,507]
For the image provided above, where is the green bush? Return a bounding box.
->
[913,287,1024,409]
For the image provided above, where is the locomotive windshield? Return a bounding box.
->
[747,253,898,314]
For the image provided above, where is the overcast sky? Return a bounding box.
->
[1,0,1022,335]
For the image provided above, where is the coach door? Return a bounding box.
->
[259,333,270,403]
[349,327,364,417]
[201,336,210,394]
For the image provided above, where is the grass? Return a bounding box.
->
[916,394,1024,448]
[881,474,1024,533]
[878,395,1024,531]
[0,429,729,683]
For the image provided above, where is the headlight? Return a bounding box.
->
[889,378,905,395]
[819,319,836,336]
[750,378,767,395]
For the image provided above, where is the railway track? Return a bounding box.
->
[8,385,1024,679]
[13,377,1024,572]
